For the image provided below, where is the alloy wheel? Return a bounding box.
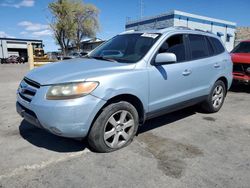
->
[104,110,135,149]
[212,85,224,109]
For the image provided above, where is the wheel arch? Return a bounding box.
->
[88,94,146,136]
[216,76,228,91]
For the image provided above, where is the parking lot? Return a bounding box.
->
[0,64,250,188]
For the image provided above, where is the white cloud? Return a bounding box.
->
[1,0,35,8]
[18,21,52,37]
[20,31,28,35]
[32,30,52,37]
[0,31,15,38]
[18,21,48,31]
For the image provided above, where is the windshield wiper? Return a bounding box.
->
[90,56,117,62]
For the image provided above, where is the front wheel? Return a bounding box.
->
[88,101,139,153]
[201,80,226,113]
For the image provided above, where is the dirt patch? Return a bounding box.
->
[137,132,203,178]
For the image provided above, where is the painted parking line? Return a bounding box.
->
[0,149,90,180]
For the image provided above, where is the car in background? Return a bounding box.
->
[231,40,250,84]
[6,55,25,64]
[63,52,85,60]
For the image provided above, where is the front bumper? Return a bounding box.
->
[233,73,250,84]
[16,102,43,128]
[16,86,106,138]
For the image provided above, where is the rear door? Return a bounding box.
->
[185,34,217,97]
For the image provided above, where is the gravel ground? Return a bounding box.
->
[0,64,250,188]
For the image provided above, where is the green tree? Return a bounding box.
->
[73,4,99,51]
[49,0,99,55]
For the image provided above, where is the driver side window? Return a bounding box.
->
[158,34,186,62]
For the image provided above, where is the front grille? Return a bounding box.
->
[233,63,250,75]
[18,77,40,103]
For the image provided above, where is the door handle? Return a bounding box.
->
[182,69,192,76]
[214,63,221,68]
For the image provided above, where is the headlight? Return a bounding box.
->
[46,81,99,100]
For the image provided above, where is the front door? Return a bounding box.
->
[148,34,194,113]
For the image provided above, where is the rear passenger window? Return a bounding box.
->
[205,37,215,56]
[158,34,186,62]
[209,37,225,54]
[188,34,208,59]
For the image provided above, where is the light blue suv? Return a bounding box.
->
[16,27,232,152]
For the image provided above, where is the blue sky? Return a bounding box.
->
[0,0,249,52]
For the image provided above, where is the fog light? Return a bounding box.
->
[50,127,62,135]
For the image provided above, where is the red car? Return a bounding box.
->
[231,40,250,84]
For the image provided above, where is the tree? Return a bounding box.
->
[73,4,99,51]
[48,0,99,55]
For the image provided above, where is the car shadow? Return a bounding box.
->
[19,120,87,153]
[138,106,197,134]
[229,83,250,93]
[19,106,198,152]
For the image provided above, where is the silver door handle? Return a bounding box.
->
[214,63,220,68]
[182,69,192,76]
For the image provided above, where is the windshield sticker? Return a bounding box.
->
[141,33,159,39]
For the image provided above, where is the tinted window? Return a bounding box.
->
[205,37,215,56]
[158,34,186,62]
[210,37,225,54]
[189,34,208,59]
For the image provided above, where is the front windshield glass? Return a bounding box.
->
[89,33,161,63]
[232,42,250,53]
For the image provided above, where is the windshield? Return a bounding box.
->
[89,33,161,63]
[232,42,250,53]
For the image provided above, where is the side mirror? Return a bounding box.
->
[154,53,177,65]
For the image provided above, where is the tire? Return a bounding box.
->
[88,101,139,153]
[201,80,226,113]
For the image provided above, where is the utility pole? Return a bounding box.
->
[139,0,144,19]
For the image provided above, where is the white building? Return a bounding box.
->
[125,10,237,51]
[0,38,43,63]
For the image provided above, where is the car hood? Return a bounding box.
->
[26,58,135,85]
[230,53,250,64]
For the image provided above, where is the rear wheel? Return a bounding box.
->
[201,80,226,113]
[88,101,139,153]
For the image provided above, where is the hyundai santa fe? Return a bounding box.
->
[16,27,233,152]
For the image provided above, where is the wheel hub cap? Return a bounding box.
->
[104,110,135,149]
[212,85,224,109]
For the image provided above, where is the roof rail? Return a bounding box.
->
[174,26,192,30]
[194,29,215,35]
[119,30,135,35]
[159,26,191,33]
